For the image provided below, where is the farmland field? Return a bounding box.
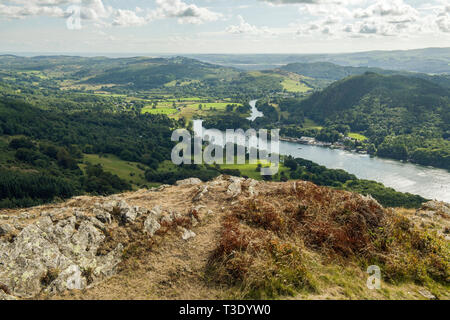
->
[83,154,159,188]
[281,79,312,93]
[348,132,368,141]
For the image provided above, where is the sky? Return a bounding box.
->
[0,0,449,54]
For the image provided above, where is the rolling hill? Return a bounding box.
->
[281,62,450,89]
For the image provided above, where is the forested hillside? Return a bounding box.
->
[281,62,450,88]
[278,73,450,169]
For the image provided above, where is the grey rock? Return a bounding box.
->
[176,178,202,186]
[143,216,161,237]
[94,209,112,224]
[48,264,86,294]
[0,291,17,300]
[101,201,118,214]
[418,289,436,300]
[193,185,208,202]
[227,177,244,197]
[0,215,123,298]
[114,200,138,223]
[181,228,196,241]
[150,205,163,219]
[0,223,16,236]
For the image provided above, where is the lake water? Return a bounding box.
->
[279,142,450,202]
[194,101,450,202]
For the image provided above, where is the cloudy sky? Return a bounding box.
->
[0,0,449,54]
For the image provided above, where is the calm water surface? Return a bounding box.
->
[196,100,450,202]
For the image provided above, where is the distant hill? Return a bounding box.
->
[188,47,450,74]
[83,57,239,89]
[298,72,450,120]
[281,62,450,88]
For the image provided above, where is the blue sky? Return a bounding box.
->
[0,0,449,54]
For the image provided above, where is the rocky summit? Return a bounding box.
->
[0,176,448,300]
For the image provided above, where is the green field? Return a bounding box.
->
[141,106,178,115]
[281,79,312,93]
[187,102,242,110]
[83,154,159,189]
[303,118,323,129]
[348,132,368,141]
[220,160,289,180]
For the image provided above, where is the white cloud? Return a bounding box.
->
[148,0,221,24]
[436,3,450,32]
[113,9,146,27]
[0,0,222,27]
[226,15,274,35]
[292,0,450,38]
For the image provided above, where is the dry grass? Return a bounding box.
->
[206,181,449,299]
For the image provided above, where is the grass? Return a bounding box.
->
[303,118,323,130]
[281,79,311,93]
[220,160,289,180]
[171,101,242,121]
[141,107,177,115]
[348,132,369,141]
[82,154,159,189]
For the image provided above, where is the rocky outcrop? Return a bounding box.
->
[414,200,450,241]
[0,191,202,300]
[0,210,123,299]
[1,177,447,300]
[176,178,202,186]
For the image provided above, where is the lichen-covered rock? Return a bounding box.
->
[0,214,123,299]
[0,223,16,236]
[247,179,259,197]
[193,185,208,202]
[176,178,202,186]
[418,201,450,217]
[144,216,161,237]
[48,265,86,294]
[94,209,112,224]
[227,177,244,198]
[0,223,74,298]
[0,290,17,300]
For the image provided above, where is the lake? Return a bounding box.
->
[194,101,450,202]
